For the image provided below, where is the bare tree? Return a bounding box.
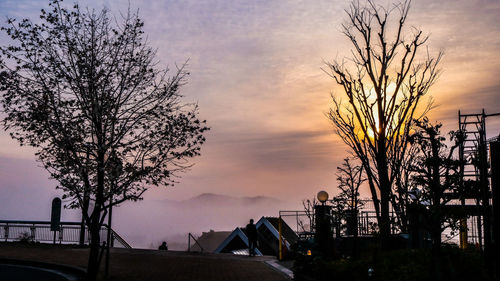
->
[300,198,318,233]
[0,1,208,279]
[334,157,365,257]
[335,157,365,218]
[325,0,442,249]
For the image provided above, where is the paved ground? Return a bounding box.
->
[0,243,291,281]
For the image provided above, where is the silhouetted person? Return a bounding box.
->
[246,219,257,256]
[159,241,168,250]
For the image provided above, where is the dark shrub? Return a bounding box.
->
[294,246,490,281]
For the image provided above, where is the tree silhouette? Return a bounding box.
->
[334,157,365,233]
[333,157,365,256]
[0,1,208,279]
[301,197,318,233]
[325,0,442,249]
[409,118,462,280]
[391,137,419,233]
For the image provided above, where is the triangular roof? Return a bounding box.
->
[255,216,298,249]
[214,216,299,256]
[214,227,263,256]
[189,230,232,253]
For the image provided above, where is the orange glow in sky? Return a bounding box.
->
[0,0,499,213]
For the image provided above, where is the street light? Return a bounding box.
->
[314,190,333,257]
[368,267,374,278]
[317,190,329,204]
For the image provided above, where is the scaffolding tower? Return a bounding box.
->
[458,109,500,251]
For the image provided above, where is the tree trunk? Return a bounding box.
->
[86,151,106,281]
[377,148,392,251]
[362,162,381,222]
[79,187,90,247]
[379,186,391,250]
[392,176,409,233]
[430,131,442,281]
[87,217,101,281]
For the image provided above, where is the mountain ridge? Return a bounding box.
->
[185,193,281,206]
[158,192,281,206]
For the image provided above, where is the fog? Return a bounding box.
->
[0,157,303,250]
[112,193,302,250]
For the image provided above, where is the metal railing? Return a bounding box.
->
[358,211,379,236]
[110,229,131,249]
[187,232,204,253]
[0,220,131,248]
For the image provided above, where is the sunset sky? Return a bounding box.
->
[0,0,499,227]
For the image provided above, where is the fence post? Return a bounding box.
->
[365,213,369,235]
[30,225,36,241]
[279,216,283,260]
[4,224,8,242]
[188,233,191,252]
[59,226,63,244]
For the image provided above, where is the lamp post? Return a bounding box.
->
[314,190,333,257]
[105,151,122,279]
[317,191,329,205]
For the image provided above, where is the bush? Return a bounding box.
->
[18,232,34,243]
[293,246,490,281]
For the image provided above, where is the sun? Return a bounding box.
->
[362,82,401,141]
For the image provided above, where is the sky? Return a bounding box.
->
[0,0,499,247]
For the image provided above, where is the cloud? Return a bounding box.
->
[0,0,499,238]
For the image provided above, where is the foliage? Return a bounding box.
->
[294,246,490,281]
[410,118,462,206]
[325,0,442,246]
[406,118,463,281]
[408,118,463,246]
[390,137,419,233]
[0,0,208,279]
[0,0,208,212]
[17,231,34,243]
